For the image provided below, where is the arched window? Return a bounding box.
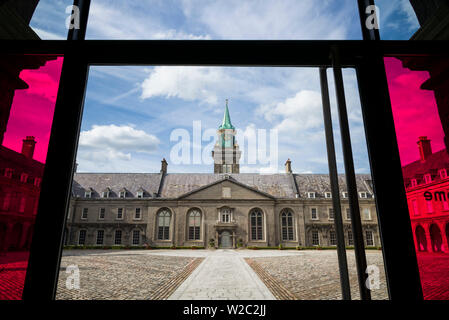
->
[250,209,263,240]
[281,209,294,241]
[188,209,201,240]
[157,208,171,240]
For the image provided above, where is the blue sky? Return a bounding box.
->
[29,1,420,173]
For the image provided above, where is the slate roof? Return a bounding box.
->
[72,172,374,199]
[72,173,162,198]
[294,174,373,198]
[159,173,297,198]
[401,149,449,188]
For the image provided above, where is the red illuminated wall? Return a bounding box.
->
[0,55,63,300]
[385,57,449,300]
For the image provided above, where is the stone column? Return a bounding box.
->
[425,224,433,252]
[439,222,449,252]
[232,231,236,248]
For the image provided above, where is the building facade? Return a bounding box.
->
[0,136,42,253]
[65,105,380,249]
[403,136,449,253]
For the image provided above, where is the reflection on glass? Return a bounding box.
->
[385,56,449,300]
[0,55,63,300]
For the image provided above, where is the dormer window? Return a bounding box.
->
[440,169,447,179]
[325,192,332,199]
[342,192,348,199]
[359,192,367,199]
[307,192,316,199]
[137,191,144,199]
[119,189,127,198]
[34,178,41,187]
[20,173,28,183]
[411,179,417,187]
[84,189,92,198]
[424,174,432,184]
[4,168,13,178]
[101,188,110,198]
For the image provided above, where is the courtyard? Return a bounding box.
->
[55,249,389,300]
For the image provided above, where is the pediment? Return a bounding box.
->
[178,178,275,200]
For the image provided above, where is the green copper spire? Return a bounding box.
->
[219,99,235,130]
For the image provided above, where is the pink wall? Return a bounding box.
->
[384,57,444,166]
[2,56,64,163]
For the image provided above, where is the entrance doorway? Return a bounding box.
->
[220,231,232,248]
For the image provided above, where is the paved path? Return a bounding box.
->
[168,249,275,300]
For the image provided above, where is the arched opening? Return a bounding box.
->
[415,225,427,252]
[429,224,443,252]
[219,230,232,248]
[249,208,264,241]
[187,208,201,241]
[156,208,171,240]
[280,209,294,241]
[9,223,22,251]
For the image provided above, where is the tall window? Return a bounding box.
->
[311,230,319,246]
[365,230,374,246]
[411,179,417,187]
[346,208,351,220]
[412,200,419,216]
[81,208,88,219]
[363,208,371,220]
[114,230,122,245]
[96,230,104,245]
[281,209,294,241]
[78,230,86,245]
[19,196,26,213]
[2,193,10,210]
[99,208,105,220]
[424,174,432,184]
[250,209,263,240]
[117,208,124,219]
[440,169,447,179]
[347,230,354,246]
[329,230,337,246]
[188,209,201,240]
[20,173,28,183]
[132,230,140,245]
[157,208,171,240]
[311,208,318,220]
[328,208,334,220]
[135,208,141,219]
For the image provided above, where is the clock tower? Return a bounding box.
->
[212,99,241,173]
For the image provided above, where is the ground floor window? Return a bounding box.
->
[329,230,337,246]
[188,209,201,240]
[366,230,374,246]
[281,210,294,241]
[157,209,171,240]
[311,230,319,246]
[96,230,104,245]
[78,230,86,245]
[114,230,122,245]
[132,230,140,245]
[250,209,264,240]
[347,230,353,246]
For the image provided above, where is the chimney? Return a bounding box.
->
[21,136,36,159]
[417,136,432,161]
[161,158,168,174]
[285,158,292,173]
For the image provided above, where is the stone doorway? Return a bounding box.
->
[220,231,232,248]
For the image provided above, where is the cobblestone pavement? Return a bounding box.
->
[56,250,202,300]
[0,251,29,300]
[168,250,275,300]
[418,253,449,300]
[247,250,389,300]
[53,249,449,301]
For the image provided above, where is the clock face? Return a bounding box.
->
[223,134,232,147]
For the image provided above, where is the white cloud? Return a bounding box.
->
[141,67,239,105]
[260,90,323,133]
[77,124,160,164]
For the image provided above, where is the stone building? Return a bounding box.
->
[403,136,449,253]
[0,136,43,253]
[65,105,379,248]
